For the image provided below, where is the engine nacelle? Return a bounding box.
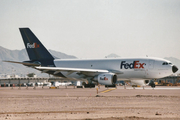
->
[130,80,150,86]
[93,73,117,85]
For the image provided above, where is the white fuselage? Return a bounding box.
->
[53,57,173,81]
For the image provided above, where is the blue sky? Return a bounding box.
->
[0,0,180,59]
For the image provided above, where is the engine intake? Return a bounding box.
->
[93,73,117,85]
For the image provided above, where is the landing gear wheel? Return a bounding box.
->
[84,83,95,88]
[151,84,155,88]
[105,85,116,88]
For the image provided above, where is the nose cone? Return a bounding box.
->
[172,65,178,73]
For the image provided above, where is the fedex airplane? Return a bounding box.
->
[4,28,178,88]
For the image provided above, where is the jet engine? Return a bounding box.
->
[130,80,150,86]
[93,73,117,85]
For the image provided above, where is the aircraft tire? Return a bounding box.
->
[151,84,156,88]
[105,85,116,88]
[77,86,83,88]
[84,84,95,88]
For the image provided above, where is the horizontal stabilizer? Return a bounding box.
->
[3,61,41,66]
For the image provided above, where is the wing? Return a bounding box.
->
[36,67,108,72]
[35,66,123,77]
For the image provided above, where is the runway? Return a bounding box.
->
[116,86,180,90]
[100,88,116,93]
[0,86,180,120]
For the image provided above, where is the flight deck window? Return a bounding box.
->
[162,62,168,65]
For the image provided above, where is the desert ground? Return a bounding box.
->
[0,86,180,120]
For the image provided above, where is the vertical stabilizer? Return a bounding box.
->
[19,28,54,61]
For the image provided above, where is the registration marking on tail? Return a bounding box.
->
[100,88,116,93]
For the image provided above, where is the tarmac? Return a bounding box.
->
[0,85,180,120]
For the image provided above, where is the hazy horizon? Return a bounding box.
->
[0,0,180,59]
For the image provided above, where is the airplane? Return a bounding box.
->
[4,28,178,88]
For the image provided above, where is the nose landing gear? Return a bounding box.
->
[149,80,156,88]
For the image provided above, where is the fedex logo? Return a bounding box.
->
[100,77,108,80]
[120,61,145,69]
[27,43,40,48]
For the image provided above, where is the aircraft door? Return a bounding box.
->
[145,60,155,78]
[149,60,154,69]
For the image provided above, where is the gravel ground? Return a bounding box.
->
[0,86,180,120]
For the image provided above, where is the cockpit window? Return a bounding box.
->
[169,63,172,65]
[162,62,168,65]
